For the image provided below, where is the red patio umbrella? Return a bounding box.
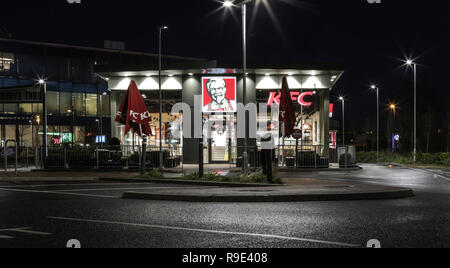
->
[279,76,296,138]
[115,80,153,137]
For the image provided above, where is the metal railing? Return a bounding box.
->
[1,141,38,172]
[18,143,338,171]
[39,145,183,171]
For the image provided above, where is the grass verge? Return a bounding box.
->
[137,169,283,185]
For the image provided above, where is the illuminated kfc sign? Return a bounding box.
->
[267,91,315,107]
[202,77,237,113]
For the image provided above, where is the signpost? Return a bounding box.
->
[292,129,302,168]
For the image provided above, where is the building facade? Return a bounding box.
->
[100,64,343,165]
[1,38,343,167]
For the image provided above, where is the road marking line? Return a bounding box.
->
[0,235,14,239]
[0,182,159,189]
[420,169,450,182]
[53,186,213,193]
[48,216,360,248]
[3,227,52,236]
[0,188,117,198]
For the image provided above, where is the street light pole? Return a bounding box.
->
[372,85,380,159]
[340,97,345,148]
[39,80,48,159]
[241,3,249,173]
[224,0,253,173]
[407,60,417,164]
[413,63,417,164]
[159,26,168,170]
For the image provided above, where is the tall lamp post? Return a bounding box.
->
[159,25,168,169]
[339,97,345,148]
[224,0,253,173]
[371,85,380,159]
[406,60,417,164]
[38,79,48,158]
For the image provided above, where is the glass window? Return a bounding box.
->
[74,126,86,145]
[19,104,33,114]
[4,104,17,114]
[47,91,59,114]
[18,125,33,147]
[60,92,72,114]
[0,52,14,72]
[5,125,16,141]
[86,94,98,116]
[100,94,111,117]
[73,93,85,116]
[33,104,43,113]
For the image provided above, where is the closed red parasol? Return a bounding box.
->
[279,76,296,137]
[115,80,152,137]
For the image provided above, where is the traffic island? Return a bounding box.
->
[122,179,415,203]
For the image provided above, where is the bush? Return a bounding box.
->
[356,151,450,166]
[138,170,282,184]
[442,157,450,167]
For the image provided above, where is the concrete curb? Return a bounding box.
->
[278,166,363,173]
[122,188,415,203]
[99,177,282,188]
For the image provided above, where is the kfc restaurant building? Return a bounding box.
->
[102,64,343,166]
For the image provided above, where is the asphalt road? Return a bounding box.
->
[0,164,448,248]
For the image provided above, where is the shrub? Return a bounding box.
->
[443,157,450,167]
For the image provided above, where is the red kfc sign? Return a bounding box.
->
[267,91,315,107]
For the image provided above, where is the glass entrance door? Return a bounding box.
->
[203,115,236,164]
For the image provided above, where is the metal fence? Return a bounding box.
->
[1,143,38,172]
[2,142,337,171]
[38,145,183,171]
[231,144,330,169]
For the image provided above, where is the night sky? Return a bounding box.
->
[1,0,449,132]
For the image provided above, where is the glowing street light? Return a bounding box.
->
[223,1,233,7]
[37,78,48,158]
[405,59,417,164]
[388,103,399,117]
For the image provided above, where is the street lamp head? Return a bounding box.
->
[406,60,414,65]
[371,85,377,89]
[160,26,169,30]
[38,79,45,85]
[223,1,233,7]
[339,96,344,101]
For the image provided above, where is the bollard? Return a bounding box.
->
[64,146,68,170]
[35,147,39,169]
[26,146,29,168]
[3,143,6,172]
[15,144,18,174]
[199,140,204,178]
[96,149,100,170]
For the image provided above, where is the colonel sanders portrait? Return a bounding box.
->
[203,78,236,112]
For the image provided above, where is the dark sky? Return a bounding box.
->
[1,0,449,131]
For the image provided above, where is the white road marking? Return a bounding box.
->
[53,186,213,193]
[0,187,117,198]
[0,235,14,239]
[0,182,159,189]
[0,227,52,236]
[0,227,52,239]
[48,216,360,248]
[419,169,450,182]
